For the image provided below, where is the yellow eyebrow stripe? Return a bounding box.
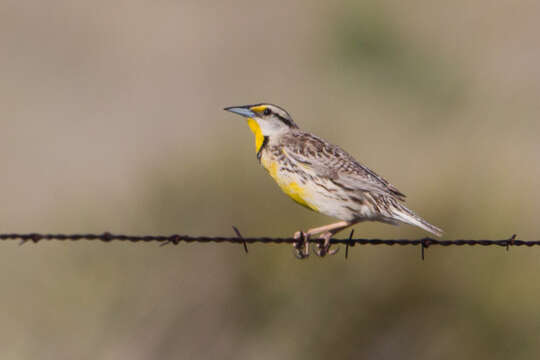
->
[250,105,267,113]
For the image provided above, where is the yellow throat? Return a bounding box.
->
[247,118,265,154]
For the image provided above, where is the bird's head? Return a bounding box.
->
[225,103,298,139]
[225,103,298,155]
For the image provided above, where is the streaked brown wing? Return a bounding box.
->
[283,131,406,201]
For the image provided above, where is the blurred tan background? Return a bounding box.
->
[1,0,540,359]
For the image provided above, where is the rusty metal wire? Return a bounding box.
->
[0,231,533,260]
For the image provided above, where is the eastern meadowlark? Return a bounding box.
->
[225,103,442,258]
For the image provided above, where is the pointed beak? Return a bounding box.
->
[224,105,256,118]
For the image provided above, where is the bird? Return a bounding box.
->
[224,103,442,258]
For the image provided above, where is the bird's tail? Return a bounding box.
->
[391,204,443,237]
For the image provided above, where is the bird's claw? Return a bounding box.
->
[293,231,310,259]
[314,232,339,257]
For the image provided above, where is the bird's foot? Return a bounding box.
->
[314,231,339,257]
[293,231,310,259]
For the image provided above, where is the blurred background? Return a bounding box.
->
[1,0,540,359]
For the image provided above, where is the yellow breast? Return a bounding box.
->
[261,157,318,211]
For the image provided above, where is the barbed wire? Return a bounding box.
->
[0,230,532,260]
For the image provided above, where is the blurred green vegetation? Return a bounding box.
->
[331,2,465,112]
[0,1,539,359]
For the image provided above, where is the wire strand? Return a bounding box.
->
[2,232,529,259]
[0,231,529,247]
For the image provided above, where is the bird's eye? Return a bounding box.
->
[263,108,271,116]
